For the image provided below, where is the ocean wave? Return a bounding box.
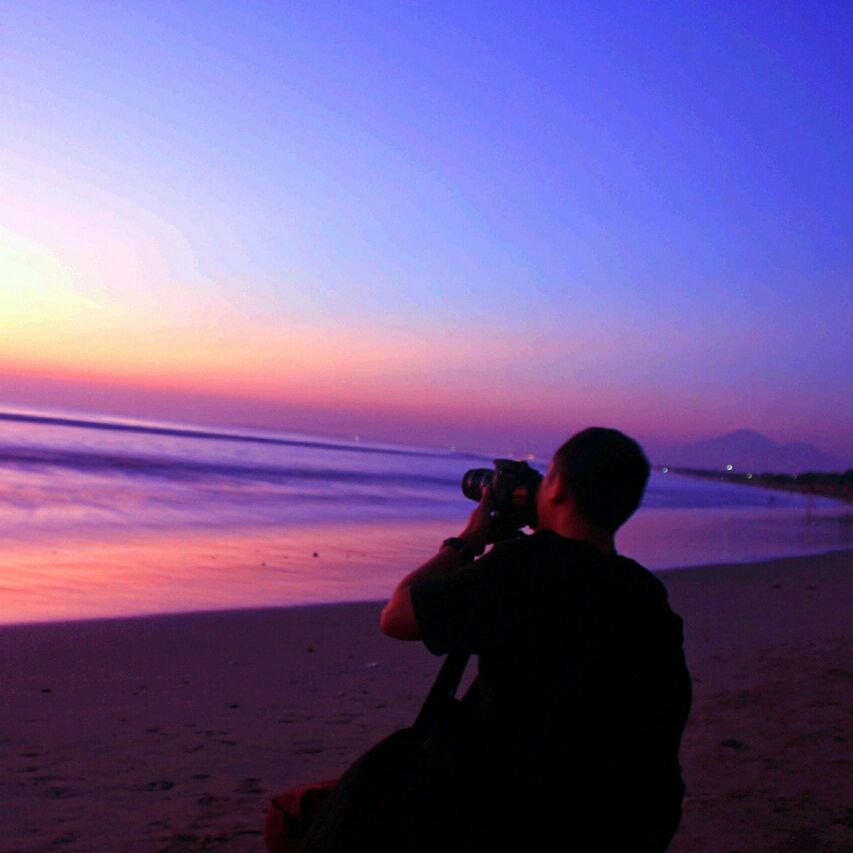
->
[0,444,461,489]
[0,411,487,461]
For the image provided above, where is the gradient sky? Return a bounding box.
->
[1,1,851,455]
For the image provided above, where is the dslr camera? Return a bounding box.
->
[461,459,543,532]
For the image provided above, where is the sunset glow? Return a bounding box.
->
[1,3,850,455]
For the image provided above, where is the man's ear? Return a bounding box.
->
[547,468,571,503]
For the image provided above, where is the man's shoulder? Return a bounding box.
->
[504,530,629,573]
[484,533,669,607]
[599,555,684,641]
[607,553,670,603]
[501,529,601,556]
[485,530,595,570]
[607,551,663,586]
[485,532,616,605]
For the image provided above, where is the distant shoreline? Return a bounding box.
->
[667,466,853,504]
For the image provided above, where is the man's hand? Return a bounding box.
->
[457,487,494,557]
[381,487,504,641]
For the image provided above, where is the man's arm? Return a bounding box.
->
[380,548,473,640]
[379,489,493,641]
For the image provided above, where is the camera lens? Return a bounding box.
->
[461,468,493,502]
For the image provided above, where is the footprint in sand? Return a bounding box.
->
[292,744,325,755]
[236,778,264,794]
[45,787,74,799]
[826,667,852,680]
[278,713,312,724]
[142,780,175,791]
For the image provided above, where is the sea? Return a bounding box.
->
[0,408,849,625]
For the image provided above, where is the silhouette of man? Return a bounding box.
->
[381,427,691,851]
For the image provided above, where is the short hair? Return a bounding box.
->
[552,427,650,532]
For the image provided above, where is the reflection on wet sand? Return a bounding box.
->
[2,505,849,625]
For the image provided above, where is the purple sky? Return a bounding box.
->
[1,2,851,456]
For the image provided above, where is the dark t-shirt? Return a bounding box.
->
[410,530,692,849]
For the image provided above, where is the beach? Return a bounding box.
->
[2,548,851,852]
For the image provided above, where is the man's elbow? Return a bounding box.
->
[379,604,398,638]
[380,590,421,640]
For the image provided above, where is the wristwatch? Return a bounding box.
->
[440,537,475,563]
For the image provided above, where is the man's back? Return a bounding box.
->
[411,531,691,850]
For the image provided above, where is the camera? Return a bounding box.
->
[461,459,543,531]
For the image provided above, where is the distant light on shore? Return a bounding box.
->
[726,464,734,471]
[662,467,669,473]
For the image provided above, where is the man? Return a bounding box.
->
[381,427,691,851]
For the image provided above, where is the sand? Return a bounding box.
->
[2,549,851,852]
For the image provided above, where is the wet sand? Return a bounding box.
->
[2,549,851,851]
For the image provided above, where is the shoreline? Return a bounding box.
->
[0,524,853,630]
[2,549,851,851]
[667,466,853,504]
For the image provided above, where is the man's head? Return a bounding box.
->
[536,427,650,535]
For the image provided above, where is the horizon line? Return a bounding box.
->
[0,409,491,462]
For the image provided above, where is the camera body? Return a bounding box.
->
[461,459,543,531]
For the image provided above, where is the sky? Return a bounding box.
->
[1,1,851,456]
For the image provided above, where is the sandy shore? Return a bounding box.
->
[2,549,851,852]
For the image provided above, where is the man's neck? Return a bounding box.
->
[538,516,615,554]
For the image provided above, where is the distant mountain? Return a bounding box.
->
[657,429,850,475]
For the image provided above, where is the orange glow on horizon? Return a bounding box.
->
[0,352,583,426]
[0,350,720,448]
